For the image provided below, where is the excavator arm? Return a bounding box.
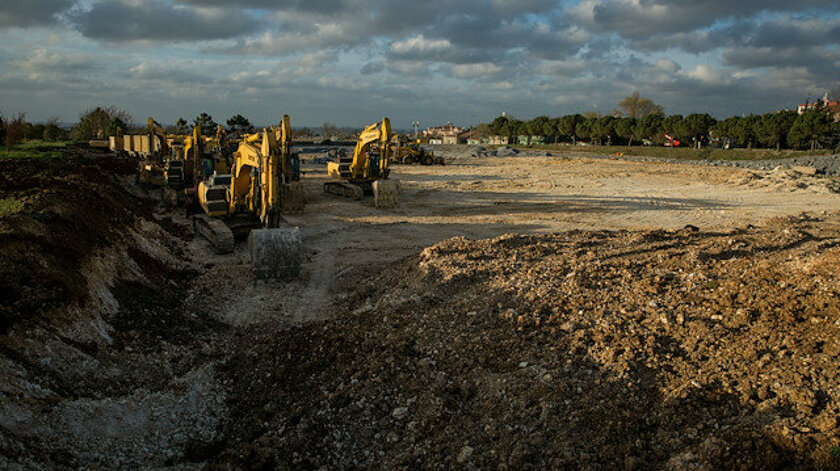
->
[349,117,391,181]
[228,114,300,227]
[147,118,170,157]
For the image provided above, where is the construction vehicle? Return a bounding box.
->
[664,134,681,147]
[394,142,444,165]
[171,124,232,188]
[137,118,178,186]
[324,117,399,207]
[193,115,304,279]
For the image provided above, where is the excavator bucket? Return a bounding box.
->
[373,179,400,208]
[249,227,302,280]
[281,182,306,215]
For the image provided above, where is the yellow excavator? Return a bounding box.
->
[193,115,304,278]
[324,117,399,207]
[138,118,176,185]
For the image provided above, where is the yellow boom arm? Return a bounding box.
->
[349,117,391,181]
[228,115,292,227]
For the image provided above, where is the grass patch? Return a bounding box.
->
[0,198,23,217]
[0,140,69,161]
[514,143,837,161]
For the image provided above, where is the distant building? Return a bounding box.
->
[423,122,464,139]
[797,92,840,121]
[517,135,545,145]
[489,135,509,145]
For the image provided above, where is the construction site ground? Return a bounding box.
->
[1,145,839,469]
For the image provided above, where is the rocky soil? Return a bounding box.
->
[2,145,840,470]
[0,148,228,469]
[210,214,840,470]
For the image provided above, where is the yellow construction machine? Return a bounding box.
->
[137,118,177,185]
[324,117,399,207]
[193,115,304,279]
[174,124,232,188]
[394,142,444,165]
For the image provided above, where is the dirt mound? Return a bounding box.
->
[211,214,840,470]
[0,148,227,469]
[0,147,145,331]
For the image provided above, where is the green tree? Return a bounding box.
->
[175,117,188,134]
[108,117,127,136]
[618,91,664,119]
[0,115,5,146]
[508,119,525,139]
[681,113,716,148]
[24,123,45,140]
[576,117,595,143]
[72,106,131,140]
[789,110,831,151]
[193,112,217,135]
[633,112,664,144]
[592,116,616,145]
[557,114,582,144]
[488,115,509,136]
[4,113,26,151]
[712,117,741,148]
[473,122,491,138]
[614,117,637,146]
[227,114,252,134]
[756,111,796,150]
[527,115,550,143]
[42,118,65,141]
[662,115,684,140]
[733,115,761,149]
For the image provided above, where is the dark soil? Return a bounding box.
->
[0,146,226,469]
[0,145,149,331]
[210,214,840,470]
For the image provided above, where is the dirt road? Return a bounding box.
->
[258,154,840,325]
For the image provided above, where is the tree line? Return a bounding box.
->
[485,94,839,151]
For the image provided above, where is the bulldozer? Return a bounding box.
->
[193,115,304,279]
[394,142,444,165]
[324,117,399,207]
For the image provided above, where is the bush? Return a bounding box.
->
[71,106,132,141]
[4,113,26,151]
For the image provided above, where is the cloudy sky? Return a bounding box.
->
[0,0,838,129]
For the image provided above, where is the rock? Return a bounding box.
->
[392,407,408,419]
[457,445,474,463]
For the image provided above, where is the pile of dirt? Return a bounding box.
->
[210,214,840,470]
[726,167,840,194]
[0,148,228,469]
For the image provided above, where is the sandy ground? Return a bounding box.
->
[234,154,840,326]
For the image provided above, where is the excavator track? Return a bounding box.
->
[193,215,235,254]
[323,181,364,200]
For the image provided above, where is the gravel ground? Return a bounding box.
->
[209,213,840,470]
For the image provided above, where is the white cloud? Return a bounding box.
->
[686,64,729,84]
[450,62,502,79]
[391,34,452,54]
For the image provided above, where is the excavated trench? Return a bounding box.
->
[0,150,229,469]
[1,148,839,470]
